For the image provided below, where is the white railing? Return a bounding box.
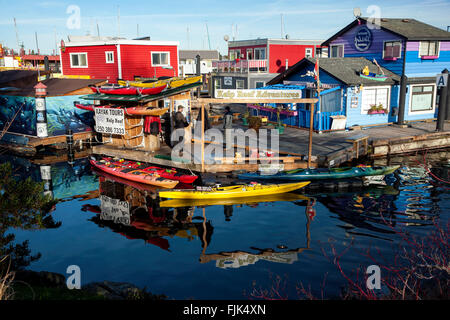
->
[212,59,267,73]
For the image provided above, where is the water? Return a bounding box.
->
[2,151,449,299]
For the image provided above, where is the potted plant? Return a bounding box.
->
[368,104,387,114]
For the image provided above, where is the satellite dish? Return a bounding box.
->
[353,7,362,18]
[285,34,290,39]
[224,35,230,42]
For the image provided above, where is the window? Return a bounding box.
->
[361,86,390,114]
[246,49,253,60]
[305,48,313,58]
[419,41,439,57]
[410,85,435,112]
[214,78,221,90]
[254,48,266,60]
[151,52,169,66]
[330,44,344,58]
[105,51,114,63]
[70,53,88,68]
[383,41,402,59]
[236,79,245,89]
[255,81,265,88]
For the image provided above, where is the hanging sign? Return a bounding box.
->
[94,107,126,135]
[215,89,302,99]
[354,26,372,52]
[100,195,130,225]
[436,73,448,87]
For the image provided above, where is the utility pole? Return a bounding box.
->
[436,69,449,131]
[13,18,20,52]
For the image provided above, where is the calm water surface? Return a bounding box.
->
[3,150,450,299]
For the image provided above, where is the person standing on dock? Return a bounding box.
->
[174,105,189,129]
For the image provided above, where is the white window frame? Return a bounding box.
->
[361,85,391,115]
[69,52,88,68]
[382,40,402,59]
[246,49,253,60]
[418,41,440,58]
[214,78,221,90]
[254,48,266,60]
[255,81,265,88]
[305,48,313,58]
[330,44,344,58]
[236,79,245,89]
[151,51,170,66]
[105,51,114,64]
[408,84,437,115]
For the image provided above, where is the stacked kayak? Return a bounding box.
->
[102,157,198,184]
[118,75,202,89]
[158,182,310,200]
[74,102,168,116]
[90,83,167,95]
[90,159,179,188]
[238,165,400,181]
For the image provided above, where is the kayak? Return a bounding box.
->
[93,167,193,191]
[90,159,179,188]
[158,182,310,199]
[118,75,202,89]
[90,83,167,95]
[90,86,139,95]
[159,193,310,207]
[103,157,198,184]
[74,103,169,116]
[359,72,388,81]
[238,165,400,181]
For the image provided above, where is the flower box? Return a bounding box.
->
[420,55,438,60]
[383,56,398,61]
[368,110,387,114]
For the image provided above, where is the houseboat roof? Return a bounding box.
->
[180,50,219,60]
[228,38,324,47]
[65,38,179,47]
[268,57,401,86]
[323,17,450,45]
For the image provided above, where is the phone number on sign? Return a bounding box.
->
[95,126,125,135]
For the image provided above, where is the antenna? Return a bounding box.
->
[13,18,20,52]
[97,20,100,37]
[205,22,211,50]
[35,32,40,77]
[117,5,120,38]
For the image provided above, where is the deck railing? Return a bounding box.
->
[212,59,267,73]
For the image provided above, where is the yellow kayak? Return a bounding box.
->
[158,182,310,200]
[118,75,202,89]
[159,193,310,207]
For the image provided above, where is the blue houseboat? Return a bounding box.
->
[256,17,450,131]
[322,17,450,123]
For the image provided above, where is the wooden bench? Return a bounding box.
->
[345,134,369,159]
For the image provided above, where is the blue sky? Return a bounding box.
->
[1,0,449,55]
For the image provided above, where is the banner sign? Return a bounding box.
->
[94,107,125,135]
[215,89,302,99]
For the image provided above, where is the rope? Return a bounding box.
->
[0,102,25,141]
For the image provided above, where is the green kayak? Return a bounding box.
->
[237,165,400,181]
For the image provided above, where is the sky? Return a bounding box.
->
[0,0,449,55]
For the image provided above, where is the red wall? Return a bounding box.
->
[61,45,118,81]
[268,44,316,73]
[119,44,178,81]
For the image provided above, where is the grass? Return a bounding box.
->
[0,256,14,301]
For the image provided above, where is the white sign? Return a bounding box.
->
[215,89,302,99]
[436,73,448,88]
[100,195,130,225]
[224,76,233,86]
[94,107,126,135]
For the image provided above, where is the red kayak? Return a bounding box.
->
[103,157,198,184]
[138,84,167,95]
[90,86,139,95]
[90,159,179,188]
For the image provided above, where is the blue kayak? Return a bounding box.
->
[238,165,400,181]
